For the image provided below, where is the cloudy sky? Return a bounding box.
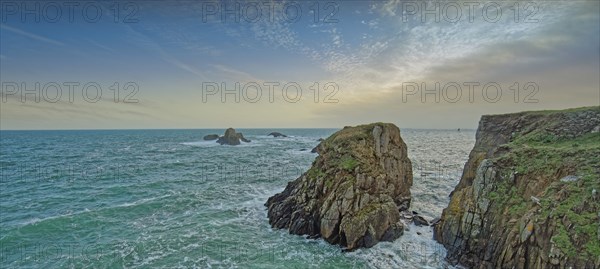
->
[1,0,598,130]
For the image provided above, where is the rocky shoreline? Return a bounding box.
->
[434,106,600,268]
[264,106,599,268]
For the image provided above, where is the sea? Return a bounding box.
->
[0,128,475,268]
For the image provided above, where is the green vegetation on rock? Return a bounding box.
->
[339,155,358,171]
[435,106,600,268]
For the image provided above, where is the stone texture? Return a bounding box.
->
[265,123,413,250]
[434,106,600,269]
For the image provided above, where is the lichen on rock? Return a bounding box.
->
[265,123,413,250]
[434,106,600,269]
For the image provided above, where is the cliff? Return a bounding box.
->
[434,106,600,268]
[266,123,413,250]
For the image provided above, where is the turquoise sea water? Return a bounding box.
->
[0,129,474,268]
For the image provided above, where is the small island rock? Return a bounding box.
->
[203,134,219,141]
[216,128,251,145]
[268,132,287,138]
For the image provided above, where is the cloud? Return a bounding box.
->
[120,24,210,80]
[0,24,64,46]
[309,1,599,128]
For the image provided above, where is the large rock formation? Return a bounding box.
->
[216,128,250,145]
[266,123,413,250]
[434,107,600,268]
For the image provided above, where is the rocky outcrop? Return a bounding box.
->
[435,106,600,268]
[265,123,413,250]
[216,128,251,145]
[203,134,219,141]
[268,132,287,138]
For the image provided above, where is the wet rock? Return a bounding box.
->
[413,215,429,227]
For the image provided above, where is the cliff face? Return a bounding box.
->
[435,107,600,268]
[266,123,413,250]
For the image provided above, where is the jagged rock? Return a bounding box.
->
[265,123,413,251]
[203,134,219,140]
[268,132,287,138]
[430,217,441,226]
[216,128,250,145]
[434,106,600,269]
[413,215,429,226]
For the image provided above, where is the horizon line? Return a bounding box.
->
[0,127,477,132]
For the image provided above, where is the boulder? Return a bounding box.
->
[268,132,287,138]
[203,134,219,141]
[413,215,429,227]
[265,123,413,250]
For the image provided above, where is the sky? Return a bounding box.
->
[1,0,599,130]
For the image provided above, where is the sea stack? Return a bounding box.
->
[434,106,600,268]
[216,128,251,145]
[265,123,413,250]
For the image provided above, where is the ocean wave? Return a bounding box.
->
[16,195,172,228]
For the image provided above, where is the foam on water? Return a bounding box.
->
[0,128,474,268]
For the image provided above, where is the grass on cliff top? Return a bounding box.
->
[507,131,599,176]
[320,123,396,173]
[324,123,386,146]
[540,172,600,259]
[493,128,600,259]
[520,106,599,115]
[487,106,600,117]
